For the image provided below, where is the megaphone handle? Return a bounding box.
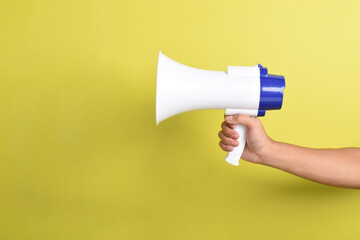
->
[225,124,247,166]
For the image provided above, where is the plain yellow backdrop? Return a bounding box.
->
[1,0,360,239]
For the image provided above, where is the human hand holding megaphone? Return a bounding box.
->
[156,51,285,166]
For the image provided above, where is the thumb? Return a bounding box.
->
[225,114,257,129]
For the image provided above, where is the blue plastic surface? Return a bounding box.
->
[257,109,266,117]
[257,64,285,110]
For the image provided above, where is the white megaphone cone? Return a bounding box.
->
[156,51,285,166]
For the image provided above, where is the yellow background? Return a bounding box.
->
[1,0,360,239]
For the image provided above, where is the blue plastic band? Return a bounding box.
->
[258,64,268,77]
[257,109,266,117]
[257,64,285,110]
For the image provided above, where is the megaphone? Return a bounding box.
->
[156,51,285,166]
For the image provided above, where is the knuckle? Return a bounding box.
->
[233,115,240,122]
[224,128,234,138]
[224,129,232,137]
[220,139,235,150]
[222,135,232,145]
[222,137,230,144]
[234,114,242,121]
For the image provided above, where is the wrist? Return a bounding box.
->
[258,138,279,166]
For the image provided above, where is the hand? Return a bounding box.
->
[218,114,274,164]
[219,115,360,188]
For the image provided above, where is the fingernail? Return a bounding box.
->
[225,115,233,121]
[232,134,237,139]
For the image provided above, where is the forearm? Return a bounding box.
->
[260,141,360,188]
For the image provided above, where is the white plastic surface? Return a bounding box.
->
[156,52,260,124]
[225,109,259,116]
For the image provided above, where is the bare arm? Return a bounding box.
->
[219,114,360,188]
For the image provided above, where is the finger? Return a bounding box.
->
[225,114,257,129]
[223,116,237,129]
[219,141,234,152]
[218,131,239,146]
[221,122,238,139]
